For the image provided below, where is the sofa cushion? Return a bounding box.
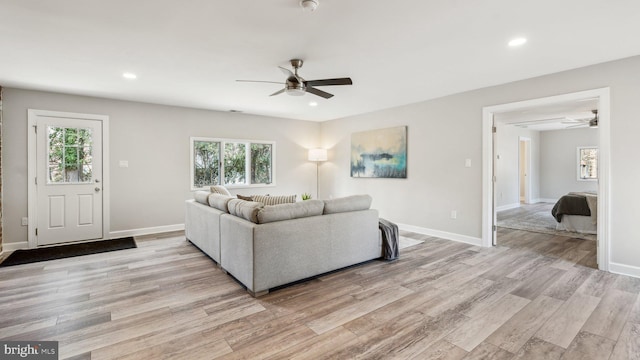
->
[208,194,233,213]
[323,194,372,214]
[253,194,297,206]
[228,199,263,223]
[210,185,232,196]
[194,190,211,205]
[257,200,325,224]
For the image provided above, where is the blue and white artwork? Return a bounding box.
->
[351,126,407,178]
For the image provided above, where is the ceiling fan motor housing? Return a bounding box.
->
[286,76,306,95]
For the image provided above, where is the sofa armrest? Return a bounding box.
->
[185,199,223,263]
[220,214,256,291]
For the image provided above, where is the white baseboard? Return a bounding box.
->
[396,223,482,246]
[536,198,558,204]
[109,224,185,239]
[0,225,184,253]
[609,262,640,279]
[2,241,29,252]
[496,203,520,212]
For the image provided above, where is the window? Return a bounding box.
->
[48,126,93,183]
[191,137,275,190]
[578,146,598,181]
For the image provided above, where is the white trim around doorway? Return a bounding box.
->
[482,88,610,272]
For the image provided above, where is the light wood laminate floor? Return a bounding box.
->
[1,229,638,359]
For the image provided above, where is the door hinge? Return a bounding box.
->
[493,175,497,182]
[493,225,497,231]
[35,228,38,236]
[492,126,497,133]
[35,177,37,185]
[33,125,37,133]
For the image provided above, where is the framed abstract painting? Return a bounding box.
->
[351,126,407,178]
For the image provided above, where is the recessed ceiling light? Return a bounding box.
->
[122,72,137,79]
[300,0,319,12]
[309,101,318,107]
[508,37,527,47]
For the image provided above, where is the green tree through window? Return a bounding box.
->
[251,143,272,184]
[48,126,93,183]
[193,141,220,187]
[191,138,275,189]
[224,142,246,185]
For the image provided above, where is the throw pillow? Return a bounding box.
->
[210,185,232,196]
[237,194,253,201]
[252,194,297,206]
[227,199,263,223]
[323,194,372,214]
[257,200,325,224]
[194,190,211,205]
[208,194,233,213]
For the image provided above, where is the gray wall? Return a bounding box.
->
[539,128,599,200]
[321,55,640,271]
[2,88,320,244]
[495,124,540,208]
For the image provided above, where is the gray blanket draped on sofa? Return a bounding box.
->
[379,218,399,260]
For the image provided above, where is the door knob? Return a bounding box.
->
[95,187,101,192]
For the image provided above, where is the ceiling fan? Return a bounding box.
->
[563,109,599,128]
[237,59,352,99]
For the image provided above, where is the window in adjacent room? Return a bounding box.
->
[191,137,275,190]
[578,146,598,181]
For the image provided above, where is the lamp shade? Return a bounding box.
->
[308,148,328,162]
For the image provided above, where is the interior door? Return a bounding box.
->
[36,116,103,246]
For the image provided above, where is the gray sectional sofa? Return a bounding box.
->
[185,192,382,296]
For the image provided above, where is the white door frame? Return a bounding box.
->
[518,137,532,204]
[482,88,610,271]
[27,109,110,248]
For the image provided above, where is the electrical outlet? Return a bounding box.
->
[21,217,28,226]
[450,210,457,219]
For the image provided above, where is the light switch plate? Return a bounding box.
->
[119,160,129,168]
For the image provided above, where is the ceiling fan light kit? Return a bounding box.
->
[238,58,352,99]
[300,0,319,12]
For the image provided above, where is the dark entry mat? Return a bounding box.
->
[0,237,136,267]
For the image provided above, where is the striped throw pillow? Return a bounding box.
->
[252,194,296,206]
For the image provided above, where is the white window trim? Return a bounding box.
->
[577,146,598,182]
[190,136,276,191]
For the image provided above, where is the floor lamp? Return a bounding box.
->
[308,148,327,199]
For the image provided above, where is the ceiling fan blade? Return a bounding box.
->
[236,80,284,84]
[305,78,353,87]
[306,86,334,99]
[278,66,294,77]
[270,88,285,96]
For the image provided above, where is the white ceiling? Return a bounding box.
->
[494,98,600,131]
[1,0,640,122]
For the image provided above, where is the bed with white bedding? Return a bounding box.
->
[552,192,597,235]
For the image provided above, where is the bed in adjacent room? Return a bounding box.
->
[551,192,597,235]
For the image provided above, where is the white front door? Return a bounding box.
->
[34,114,103,246]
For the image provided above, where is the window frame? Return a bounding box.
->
[577,146,598,182]
[190,137,276,190]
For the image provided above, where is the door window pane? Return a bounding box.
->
[48,126,93,183]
